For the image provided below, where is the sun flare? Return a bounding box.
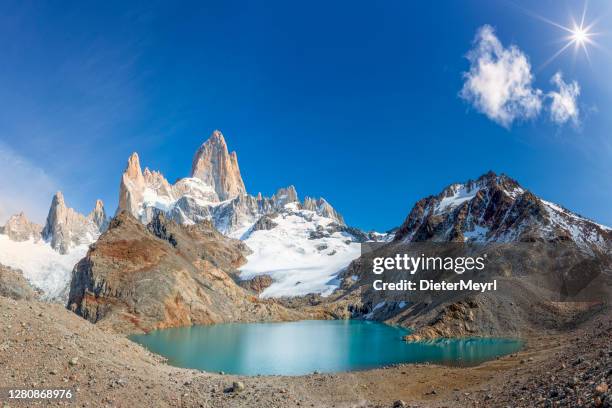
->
[570,25,588,45]
[526,4,601,67]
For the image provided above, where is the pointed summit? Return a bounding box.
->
[117,152,146,216]
[42,191,72,253]
[125,152,143,179]
[273,185,299,207]
[191,130,246,201]
[2,212,42,242]
[303,196,345,225]
[393,171,610,246]
[88,199,108,232]
[42,192,106,254]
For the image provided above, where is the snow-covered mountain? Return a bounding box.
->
[116,130,371,297]
[0,193,108,300]
[240,202,361,297]
[394,171,611,250]
[117,131,345,236]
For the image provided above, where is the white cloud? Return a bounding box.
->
[0,143,58,224]
[548,72,580,126]
[460,25,543,127]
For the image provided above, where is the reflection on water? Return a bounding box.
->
[130,320,523,376]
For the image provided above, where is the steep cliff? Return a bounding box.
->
[190,129,246,201]
[42,192,108,254]
[67,211,305,333]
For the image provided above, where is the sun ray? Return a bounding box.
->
[515,1,601,67]
[538,41,574,71]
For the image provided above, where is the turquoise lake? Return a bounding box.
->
[130,320,523,375]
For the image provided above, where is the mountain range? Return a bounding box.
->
[0,131,367,301]
[0,131,609,319]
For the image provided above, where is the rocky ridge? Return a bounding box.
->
[67,211,308,333]
[0,212,42,242]
[42,191,109,254]
[394,171,611,249]
[0,192,109,300]
[325,172,611,340]
[116,130,346,236]
[112,130,374,299]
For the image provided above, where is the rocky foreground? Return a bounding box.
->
[0,293,609,408]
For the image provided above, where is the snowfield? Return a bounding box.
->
[0,235,87,301]
[435,184,481,214]
[239,204,361,298]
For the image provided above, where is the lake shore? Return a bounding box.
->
[2,296,609,407]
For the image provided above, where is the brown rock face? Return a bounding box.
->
[239,275,273,294]
[67,211,304,333]
[191,130,246,201]
[0,264,37,300]
[2,212,42,242]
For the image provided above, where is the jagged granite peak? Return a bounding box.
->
[109,132,362,298]
[394,171,611,249]
[117,150,223,223]
[1,212,42,242]
[303,196,345,225]
[88,199,109,232]
[116,146,350,237]
[272,185,299,207]
[42,191,107,254]
[117,152,146,216]
[190,130,246,201]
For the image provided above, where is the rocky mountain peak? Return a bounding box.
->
[272,185,299,207]
[42,192,106,254]
[394,172,610,248]
[190,130,246,201]
[303,196,345,225]
[117,152,146,216]
[88,199,108,232]
[112,131,350,240]
[125,152,144,180]
[1,212,42,242]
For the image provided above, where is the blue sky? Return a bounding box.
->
[0,0,610,230]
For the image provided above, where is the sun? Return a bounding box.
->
[568,20,595,54]
[570,25,589,45]
[523,3,601,67]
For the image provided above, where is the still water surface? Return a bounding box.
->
[130,320,523,375]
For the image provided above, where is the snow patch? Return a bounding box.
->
[435,184,480,214]
[239,208,360,298]
[0,235,86,301]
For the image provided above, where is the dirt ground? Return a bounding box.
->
[0,296,609,407]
